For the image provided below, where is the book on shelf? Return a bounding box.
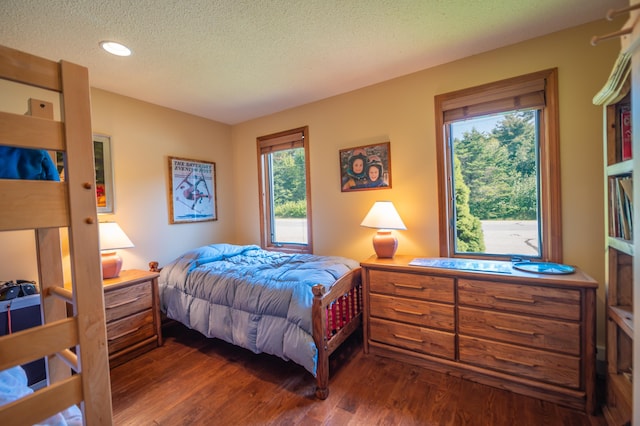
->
[621,104,632,161]
[612,175,634,240]
[610,177,618,237]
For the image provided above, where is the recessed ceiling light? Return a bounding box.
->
[100,41,132,57]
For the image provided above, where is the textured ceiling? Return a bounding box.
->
[0,0,628,125]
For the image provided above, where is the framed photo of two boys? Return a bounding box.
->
[339,142,391,192]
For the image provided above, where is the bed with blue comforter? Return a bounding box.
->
[156,243,362,399]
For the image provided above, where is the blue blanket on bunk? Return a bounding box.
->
[0,147,60,181]
[158,243,359,376]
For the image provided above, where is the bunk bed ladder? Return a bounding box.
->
[0,44,113,425]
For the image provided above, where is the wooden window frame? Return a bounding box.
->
[434,69,562,262]
[257,126,313,254]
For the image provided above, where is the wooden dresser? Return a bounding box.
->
[103,269,162,367]
[361,255,598,413]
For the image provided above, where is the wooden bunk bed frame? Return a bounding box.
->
[0,45,113,424]
[150,260,363,399]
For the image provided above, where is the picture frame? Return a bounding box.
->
[56,133,115,213]
[339,141,391,192]
[94,134,114,214]
[168,156,217,224]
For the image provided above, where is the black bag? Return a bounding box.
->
[0,280,38,301]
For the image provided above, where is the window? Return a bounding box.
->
[434,69,561,262]
[257,126,313,253]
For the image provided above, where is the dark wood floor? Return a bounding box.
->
[110,324,607,425]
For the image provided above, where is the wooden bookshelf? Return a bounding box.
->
[593,5,637,421]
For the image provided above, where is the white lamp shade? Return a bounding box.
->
[99,222,134,251]
[360,201,407,230]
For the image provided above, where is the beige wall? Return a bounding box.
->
[0,19,622,348]
[89,90,235,269]
[0,88,234,279]
[232,20,621,348]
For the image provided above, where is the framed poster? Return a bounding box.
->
[94,134,114,214]
[56,133,115,213]
[339,142,391,192]
[168,156,217,223]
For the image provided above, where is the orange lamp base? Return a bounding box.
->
[372,230,398,258]
[101,251,123,279]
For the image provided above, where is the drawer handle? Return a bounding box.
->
[493,325,536,336]
[493,355,537,368]
[108,326,143,341]
[393,308,423,317]
[107,297,142,309]
[393,333,423,343]
[493,295,536,305]
[392,283,423,290]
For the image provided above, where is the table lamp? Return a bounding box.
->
[360,201,406,258]
[99,222,134,279]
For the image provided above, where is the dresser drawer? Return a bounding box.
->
[459,336,580,388]
[105,281,152,322]
[458,279,581,321]
[370,293,454,331]
[458,306,580,355]
[107,309,155,354]
[370,317,455,359]
[368,270,454,303]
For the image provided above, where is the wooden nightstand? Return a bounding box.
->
[103,269,162,367]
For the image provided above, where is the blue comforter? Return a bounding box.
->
[158,244,359,376]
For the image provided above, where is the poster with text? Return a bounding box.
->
[168,157,217,223]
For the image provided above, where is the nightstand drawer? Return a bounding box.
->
[369,270,454,303]
[107,309,155,354]
[458,306,580,355]
[458,279,581,321]
[102,270,162,367]
[370,293,454,331]
[370,317,455,359]
[105,281,152,322]
[459,336,580,388]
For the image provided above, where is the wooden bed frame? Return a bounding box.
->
[0,45,113,424]
[149,261,362,399]
[311,267,362,399]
